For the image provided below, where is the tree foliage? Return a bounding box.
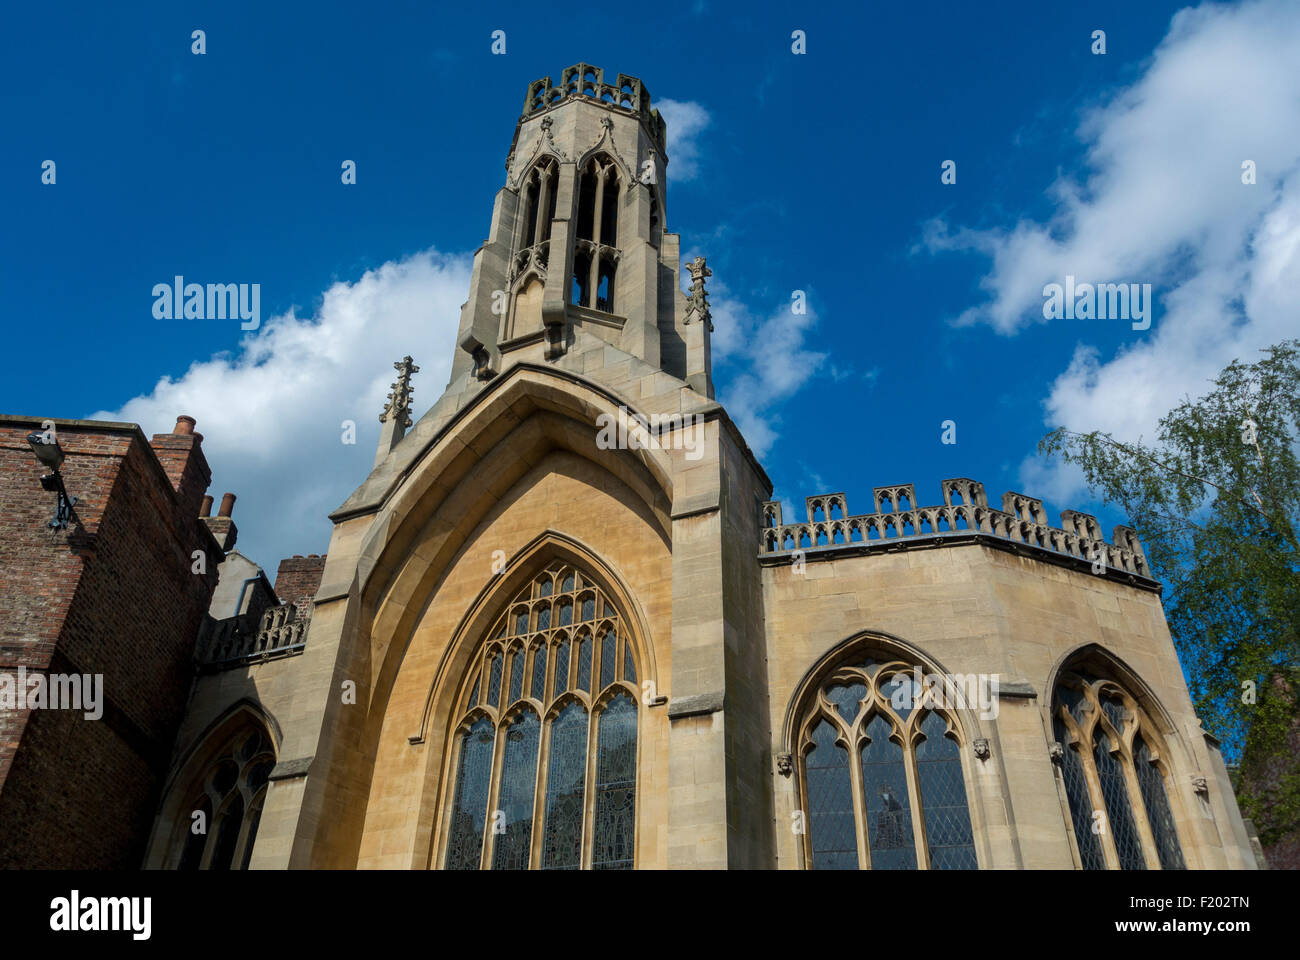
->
[1039,340,1300,851]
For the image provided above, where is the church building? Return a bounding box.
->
[3,64,1262,871]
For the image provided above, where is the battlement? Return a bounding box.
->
[760,478,1152,583]
[521,63,665,150]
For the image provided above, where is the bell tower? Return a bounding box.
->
[451,63,712,397]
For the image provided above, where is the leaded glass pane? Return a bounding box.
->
[1134,736,1185,870]
[562,572,575,592]
[1054,716,1106,869]
[1101,697,1128,734]
[210,793,244,871]
[805,719,856,869]
[238,799,263,870]
[914,712,976,869]
[623,643,636,684]
[445,718,495,869]
[515,609,529,636]
[487,653,502,708]
[491,711,541,870]
[825,682,865,727]
[553,639,570,698]
[581,596,595,622]
[577,636,592,692]
[591,693,637,869]
[468,670,480,707]
[603,600,614,617]
[541,703,588,869]
[531,643,548,701]
[1094,728,1146,869]
[539,578,553,598]
[860,714,916,869]
[509,648,524,704]
[600,630,616,690]
[558,601,573,626]
[537,605,551,631]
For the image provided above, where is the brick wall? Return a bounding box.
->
[0,416,221,868]
[273,554,327,606]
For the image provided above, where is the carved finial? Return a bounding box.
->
[685,256,713,331]
[380,355,420,428]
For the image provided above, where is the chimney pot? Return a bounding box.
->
[174,415,197,435]
[200,495,214,517]
[218,492,237,517]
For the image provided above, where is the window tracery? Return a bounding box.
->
[1052,669,1187,870]
[441,561,639,869]
[173,726,274,870]
[795,655,978,870]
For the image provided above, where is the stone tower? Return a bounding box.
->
[451,63,712,396]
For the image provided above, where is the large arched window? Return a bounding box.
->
[170,725,275,870]
[794,654,978,869]
[441,561,640,869]
[1052,668,1186,870]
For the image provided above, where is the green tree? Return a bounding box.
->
[1039,340,1300,853]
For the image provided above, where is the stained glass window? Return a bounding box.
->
[1055,717,1106,870]
[797,657,978,870]
[508,647,525,704]
[531,642,548,701]
[491,710,541,870]
[443,562,638,869]
[576,635,592,692]
[600,630,616,690]
[487,653,502,708]
[860,715,916,870]
[914,712,976,869]
[1094,729,1145,869]
[806,720,857,869]
[553,638,570,700]
[542,703,588,869]
[1134,736,1186,870]
[592,693,637,869]
[445,717,495,869]
[1052,669,1186,871]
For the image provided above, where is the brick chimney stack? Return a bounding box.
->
[149,414,211,521]
[202,491,239,553]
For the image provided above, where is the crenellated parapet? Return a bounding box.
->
[760,478,1152,582]
[521,63,666,153]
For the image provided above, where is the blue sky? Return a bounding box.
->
[4,0,1299,573]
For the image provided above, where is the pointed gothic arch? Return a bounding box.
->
[145,700,279,869]
[783,630,987,870]
[1046,644,1192,870]
[427,544,648,869]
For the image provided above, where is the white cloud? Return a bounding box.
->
[656,98,711,182]
[708,284,827,458]
[922,0,1300,501]
[92,249,472,572]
